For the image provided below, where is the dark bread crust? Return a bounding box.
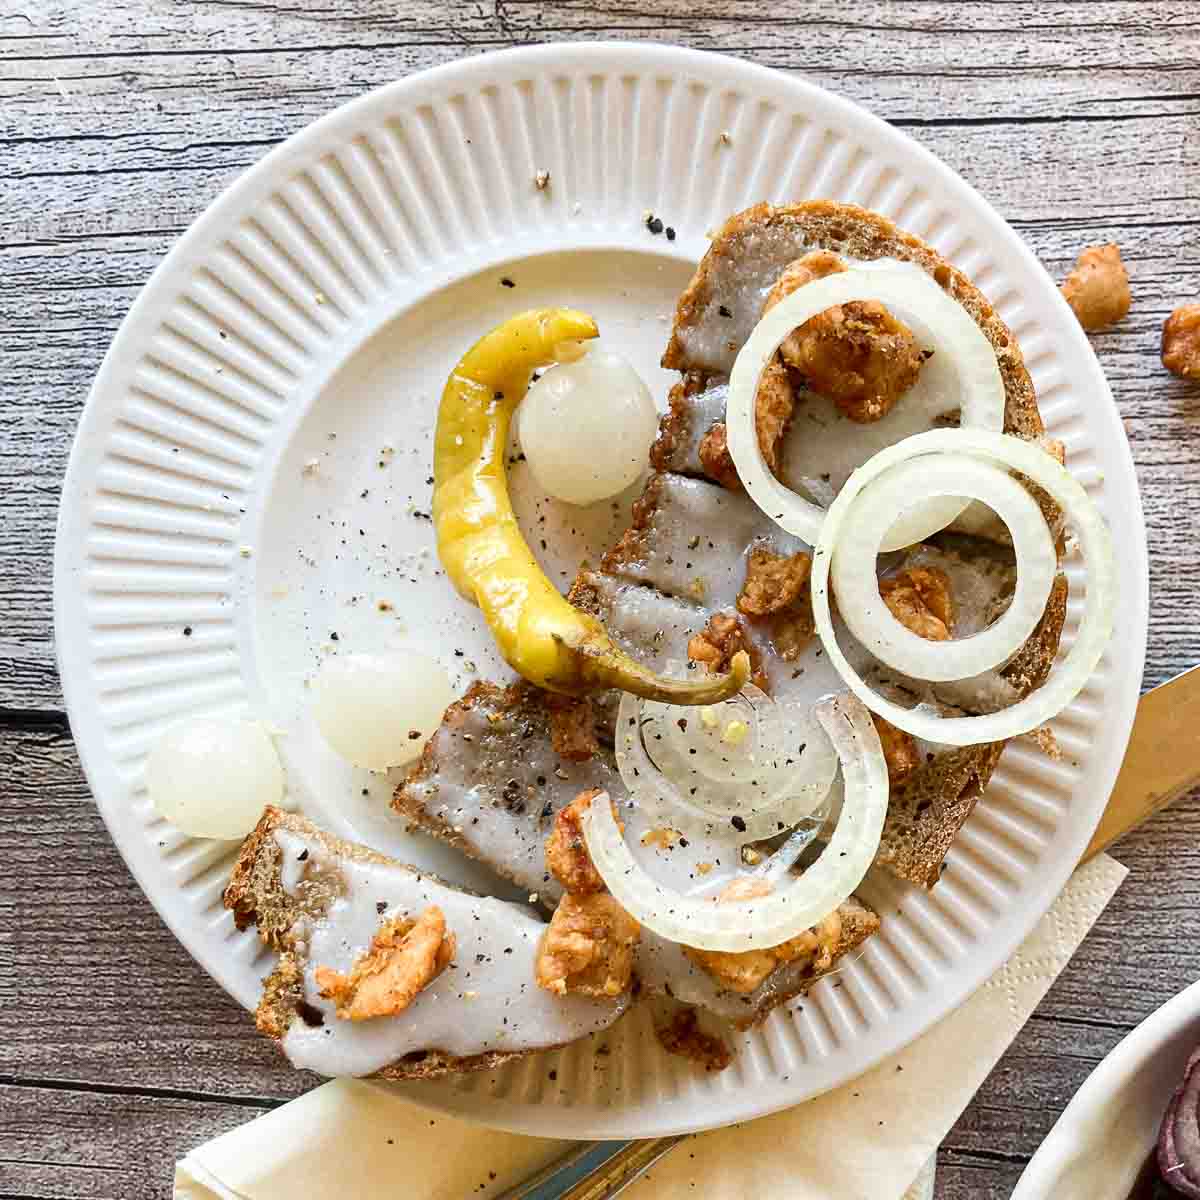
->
[662,200,1043,443]
[224,807,566,1082]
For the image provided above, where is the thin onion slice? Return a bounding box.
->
[832,454,1057,681]
[726,261,1005,550]
[615,686,837,841]
[811,428,1116,746]
[584,692,888,952]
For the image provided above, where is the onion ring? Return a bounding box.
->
[584,692,888,952]
[811,428,1116,746]
[726,262,1005,550]
[832,454,1057,681]
[614,686,838,842]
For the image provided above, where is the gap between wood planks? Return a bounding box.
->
[0,707,69,729]
[0,1073,283,1112]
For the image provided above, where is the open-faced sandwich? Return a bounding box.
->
[219,200,1115,1079]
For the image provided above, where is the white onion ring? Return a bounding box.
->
[615,686,838,841]
[584,692,888,952]
[811,429,1116,746]
[726,262,1005,550]
[832,454,1057,681]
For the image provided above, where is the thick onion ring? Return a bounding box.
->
[811,428,1116,746]
[726,262,1005,550]
[832,454,1058,681]
[583,693,888,952]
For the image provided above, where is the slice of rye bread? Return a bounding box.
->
[641,895,882,1032]
[392,679,881,1020]
[662,199,1043,442]
[658,200,1064,544]
[393,680,620,903]
[224,806,589,1081]
[649,200,1067,888]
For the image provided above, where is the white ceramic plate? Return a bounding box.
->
[1014,981,1200,1199]
[54,43,1148,1137]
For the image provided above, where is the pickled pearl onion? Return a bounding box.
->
[584,692,888,953]
[146,718,283,840]
[832,454,1057,681]
[811,428,1116,747]
[725,262,1005,550]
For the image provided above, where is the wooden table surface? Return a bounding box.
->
[3,3,1199,1196]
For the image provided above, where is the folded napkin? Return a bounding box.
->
[176,855,1126,1200]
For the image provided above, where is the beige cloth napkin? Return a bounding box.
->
[175,855,1126,1200]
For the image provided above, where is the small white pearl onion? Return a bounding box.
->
[313,650,455,771]
[146,719,284,839]
[519,347,658,506]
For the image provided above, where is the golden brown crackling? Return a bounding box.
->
[752,355,797,474]
[737,546,812,618]
[1163,304,1200,380]
[880,566,954,642]
[781,299,925,423]
[535,891,640,998]
[683,905,844,995]
[314,907,456,1022]
[687,611,769,692]
[735,546,817,661]
[1061,244,1131,332]
[545,694,600,762]
[544,788,608,895]
[697,421,740,490]
[663,200,1045,443]
[725,896,881,1030]
[763,250,924,424]
[770,595,816,661]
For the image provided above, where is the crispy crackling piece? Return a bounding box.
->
[314,906,456,1022]
[1163,305,1200,380]
[1060,244,1131,331]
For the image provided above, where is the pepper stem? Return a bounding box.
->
[580,648,752,706]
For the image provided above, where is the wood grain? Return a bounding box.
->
[2,2,1199,1197]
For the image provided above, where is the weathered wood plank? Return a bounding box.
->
[1,1,1194,124]
[0,1082,273,1200]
